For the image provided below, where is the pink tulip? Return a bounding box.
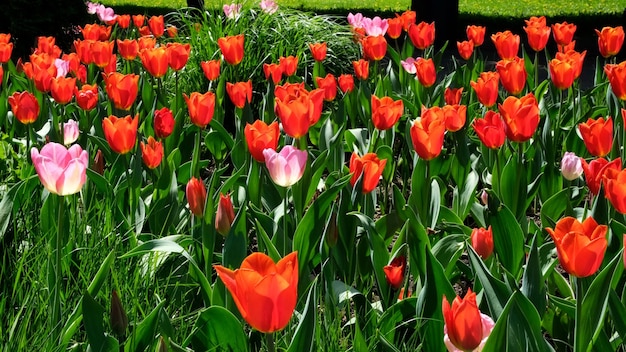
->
[31,143,88,196]
[347,12,365,29]
[223,3,242,19]
[260,0,278,14]
[362,16,389,36]
[62,119,80,145]
[263,146,307,187]
[561,151,583,181]
[401,57,417,74]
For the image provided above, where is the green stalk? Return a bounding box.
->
[266,332,276,352]
[50,195,65,346]
[283,188,289,256]
[123,155,137,248]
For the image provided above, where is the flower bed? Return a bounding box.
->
[2,1,626,351]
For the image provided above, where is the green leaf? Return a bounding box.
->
[540,188,570,228]
[432,234,465,278]
[378,297,417,345]
[452,170,478,220]
[124,300,166,352]
[186,306,248,352]
[487,203,525,277]
[467,246,512,319]
[288,280,317,352]
[521,235,547,316]
[82,291,119,352]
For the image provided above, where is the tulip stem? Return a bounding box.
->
[574,276,586,351]
[265,333,276,352]
[49,195,64,346]
[123,155,137,247]
[283,189,289,256]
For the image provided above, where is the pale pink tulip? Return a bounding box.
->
[54,59,70,78]
[362,16,388,36]
[96,5,117,23]
[223,3,242,19]
[31,143,88,196]
[260,0,278,14]
[263,146,307,187]
[347,13,365,29]
[561,151,583,180]
[401,57,417,74]
[62,120,80,145]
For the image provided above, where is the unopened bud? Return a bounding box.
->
[561,152,583,180]
[110,290,128,337]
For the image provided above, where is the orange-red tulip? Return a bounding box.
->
[186,177,207,218]
[117,14,131,29]
[496,57,526,95]
[201,60,221,81]
[148,15,164,37]
[275,95,311,138]
[105,72,139,110]
[263,63,283,85]
[557,50,586,80]
[8,91,40,124]
[117,39,139,60]
[596,26,625,58]
[444,87,463,105]
[386,17,403,39]
[604,167,626,213]
[361,35,387,61]
[524,20,551,52]
[137,36,156,50]
[218,34,244,66]
[552,21,577,46]
[498,93,540,143]
[215,193,235,236]
[279,55,298,77]
[167,25,178,38]
[338,74,355,93]
[414,58,436,87]
[491,31,520,60]
[581,157,621,196]
[315,73,337,101]
[400,10,416,31]
[226,80,253,108]
[578,116,613,157]
[90,40,115,68]
[75,84,98,111]
[466,25,485,46]
[50,77,76,104]
[132,14,145,28]
[443,289,493,351]
[214,251,298,333]
[407,21,435,50]
[473,111,506,149]
[605,61,626,100]
[140,136,163,169]
[546,216,607,277]
[371,95,404,130]
[349,152,387,193]
[471,71,500,107]
[0,42,13,63]
[140,47,169,78]
[74,40,93,65]
[457,40,474,60]
[471,226,494,259]
[410,106,446,160]
[245,120,280,162]
[353,59,369,80]
[102,114,139,154]
[153,107,174,139]
[82,23,110,41]
[35,36,61,57]
[309,42,327,62]
[383,256,406,289]
[443,104,467,132]
[184,91,216,129]
[167,42,191,71]
[549,57,576,90]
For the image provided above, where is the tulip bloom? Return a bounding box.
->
[117,39,139,60]
[524,17,551,52]
[263,63,283,85]
[414,58,436,87]
[315,74,337,102]
[605,61,626,100]
[361,35,387,61]
[274,96,312,138]
[400,10,416,31]
[166,42,191,71]
[408,21,435,50]
[605,168,626,213]
[498,93,540,143]
[148,15,164,37]
[117,14,131,29]
[186,177,207,218]
[31,143,88,196]
[471,226,494,259]
[349,152,387,194]
[353,59,369,81]
[184,91,216,129]
[496,57,526,95]
[137,36,156,50]
[215,193,235,236]
[140,136,163,169]
[102,114,139,154]
[227,81,253,109]
[546,217,607,277]
[104,72,139,110]
[201,60,221,81]
[263,146,307,188]
[371,95,404,130]
[444,87,463,105]
[62,120,80,145]
[279,56,298,76]
[491,31,520,61]
[75,84,98,111]
[443,104,467,132]
[581,157,621,196]
[470,72,500,107]
[578,116,613,157]
[443,289,495,352]
[245,120,279,162]
[552,21,577,46]
[338,74,355,93]
[153,107,175,139]
[90,40,115,68]
[410,107,446,160]
[50,77,76,104]
[309,42,327,62]
[472,111,506,149]
[466,25,485,46]
[383,256,406,289]
[549,57,576,90]
[218,34,245,65]
[0,42,13,63]
[596,26,625,58]
[214,251,298,333]
[132,14,145,28]
[8,91,40,124]
[139,47,169,78]
[457,40,474,60]
[386,17,403,39]
[561,152,583,180]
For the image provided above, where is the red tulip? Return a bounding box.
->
[117,39,139,60]
[184,91,216,129]
[552,21,577,46]
[140,136,163,169]
[75,84,98,111]
[279,56,298,77]
[201,60,221,81]
[407,21,435,50]
[140,47,169,78]
[166,42,191,71]
[491,31,520,60]
[596,26,625,58]
[605,60,626,100]
[215,193,235,236]
[315,74,337,102]
[581,157,621,196]
[148,15,165,37]
[353,59,369,80]
[371,95,404,130]
[309,42,327,62]
[50,77,76,104]
[8,91,40,124]
[473,111,506,149]
[524,17,551,52]
[226,80,253,108]
[153,107,175,139]
[338,74,355,93]
[410,106,446,160]
[383,256,406,289]
[495,57,526,95]
[466,25,485,46]
[218,34,245,65]
[471,226,494,259]
[386,17,403,39]
[498,93,540,143]
[444,87,463,105]
[470,71,500,107]
[443,104,467,132]
[102,114,139,154]
[443,289,494,351]
[457,40,474,60]
[186,177,207,218]
[578,117,613,157]
[244,120,280,162]
[105,72,139,111]
[349,152,387,194]
[549,57,576,90]
[361,35,387,61]
[414,58,436,87]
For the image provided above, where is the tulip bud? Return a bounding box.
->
[62,119,80,145]
[480,189,489,206]
[561,152,583,180]
[158,336,168,352]
[186,177,207,218]
[110,290,128,337]
[471,226,494,259]
[93,149,104,175]
[215,193,235,236]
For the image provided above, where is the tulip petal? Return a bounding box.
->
[56,158,87,196]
